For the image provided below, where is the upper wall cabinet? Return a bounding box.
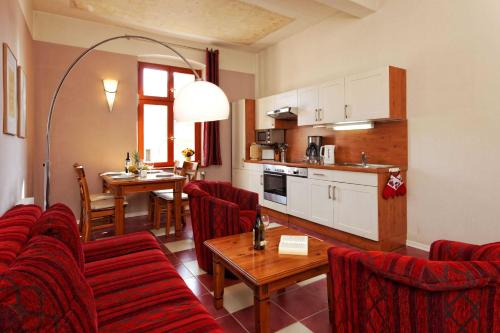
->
[275,89,298,109]
[255,95,275,130]
[298,79,345,126]
[344,66,406,121]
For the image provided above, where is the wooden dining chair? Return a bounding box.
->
[73,163,128,242]
[150,161,200,234]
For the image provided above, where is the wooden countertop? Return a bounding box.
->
[245,159,407,174]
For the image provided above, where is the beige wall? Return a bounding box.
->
[257,0,500,248]
[33,41,141,215]
[33,42,255,217]
[0,0,34,214]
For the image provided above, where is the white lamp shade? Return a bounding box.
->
[103,79,118,112]
[174,80,229,122]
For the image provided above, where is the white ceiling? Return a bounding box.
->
[32,0,345,51]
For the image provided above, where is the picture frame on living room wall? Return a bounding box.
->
[3,43,17,136]
[17,66,26,138]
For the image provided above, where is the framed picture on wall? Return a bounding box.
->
[17,66,26,138]
[3,43,17,136]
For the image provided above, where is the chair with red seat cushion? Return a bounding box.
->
[328,240,499,333]
[184,181,258,274]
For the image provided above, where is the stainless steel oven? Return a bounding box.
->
[263,164,308,205]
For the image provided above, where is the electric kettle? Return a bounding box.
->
[320,145,335,165]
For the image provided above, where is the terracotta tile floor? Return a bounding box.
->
[92,214,427,333]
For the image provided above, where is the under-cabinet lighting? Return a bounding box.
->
[330,121,374,131]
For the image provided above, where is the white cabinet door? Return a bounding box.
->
[287,176,311,220]
[255,96,275,130]
[297,86,318,126]
[247,170,264,205]
[309,179,334,227]
[318,79,345,124]
[332,182,379,241]
[275,89,298,108]
[345,67,389,121]
[231,101,246,170]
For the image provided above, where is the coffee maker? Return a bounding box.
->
[305,136,322,164]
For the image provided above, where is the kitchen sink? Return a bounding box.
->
[336,162,394,168]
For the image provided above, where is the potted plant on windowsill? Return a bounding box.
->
[182,148,195,162]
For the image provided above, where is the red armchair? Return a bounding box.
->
[184,181,258,273]
[328,240,499,333]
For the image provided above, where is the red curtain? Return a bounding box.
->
[202,49,222,166]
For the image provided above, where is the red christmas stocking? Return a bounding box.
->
[396,172,406,196]
[383,174,401,199]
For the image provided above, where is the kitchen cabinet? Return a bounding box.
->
[275,89,298,108]
[286,176,310,220]
[344,66,406,121]
[332,182,378,241]
[255,96,276,130]
[233,163,264,205]
[298,79,345,126]
[309,179,334,227]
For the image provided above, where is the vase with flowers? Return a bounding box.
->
[182,148,195,161]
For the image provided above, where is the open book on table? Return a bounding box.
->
[278,235,308,256]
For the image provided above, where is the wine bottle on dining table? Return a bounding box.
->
[125,152,131,173]
[253,213,265,250]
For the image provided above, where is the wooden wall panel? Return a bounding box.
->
[285,120,407,167]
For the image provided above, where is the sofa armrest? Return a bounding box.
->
[82,231,160,263]
[231,187,258,211]
[201,196,241,239]
[429,240,480,261]
[30,203,84,272]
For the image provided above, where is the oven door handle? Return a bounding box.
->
[264,171,287,176]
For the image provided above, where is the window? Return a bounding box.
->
[138,62,201,166]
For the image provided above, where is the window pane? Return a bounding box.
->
[143,104,168,162]
[143,68,168,97]
[173,72,195,98]
[174,120,195,162]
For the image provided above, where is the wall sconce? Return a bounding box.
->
[103,79,118,112]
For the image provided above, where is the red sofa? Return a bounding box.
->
[0,204,222,332]
[184,181,258,274]
[328,240,499,333]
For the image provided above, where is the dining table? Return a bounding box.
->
[100,171,186,236]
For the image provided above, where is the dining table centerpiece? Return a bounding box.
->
[182,148,195,161]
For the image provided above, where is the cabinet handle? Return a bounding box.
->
[318,108,322,121]
[260,175,263,185]
[332,186,336,200]
[314,109,318,121]
[328,185,332,199]
[312,173,325,177]
[344,105,348,119]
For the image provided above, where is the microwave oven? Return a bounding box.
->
[255,129,285,145]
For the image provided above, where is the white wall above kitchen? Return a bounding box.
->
[257,0,500,248]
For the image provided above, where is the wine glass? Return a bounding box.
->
[261,215,271,229]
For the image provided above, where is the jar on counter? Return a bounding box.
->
[249,143,261,160]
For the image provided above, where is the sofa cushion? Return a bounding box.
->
[239,210,257,232]
[0,205,41,273]
[82,231,161,263]
[84,248,222,332]
[31,203,85,272]
[0,236,97,332]
[471,242,500,261]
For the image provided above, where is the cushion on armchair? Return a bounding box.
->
[471,242,500,261]
[0,236,97,332]
[239,210,257,232]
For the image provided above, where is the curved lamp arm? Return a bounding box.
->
[44,35,203,209]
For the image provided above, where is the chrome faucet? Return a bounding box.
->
[361,152,368,167]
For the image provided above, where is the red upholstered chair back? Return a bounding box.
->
[328,240,500,333]
[183,181,259,273]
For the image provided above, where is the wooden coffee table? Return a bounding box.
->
[204,226,333,333]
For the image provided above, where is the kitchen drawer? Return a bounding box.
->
[308,169,377,187]
[243,162,263,172]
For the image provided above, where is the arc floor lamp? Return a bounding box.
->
[44,34,230,209]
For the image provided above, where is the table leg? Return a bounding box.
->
[213,255,225,309]
[326,271,334,324]
[114,193,125,235]
[254,285,270,333]
[174,180,182,237]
